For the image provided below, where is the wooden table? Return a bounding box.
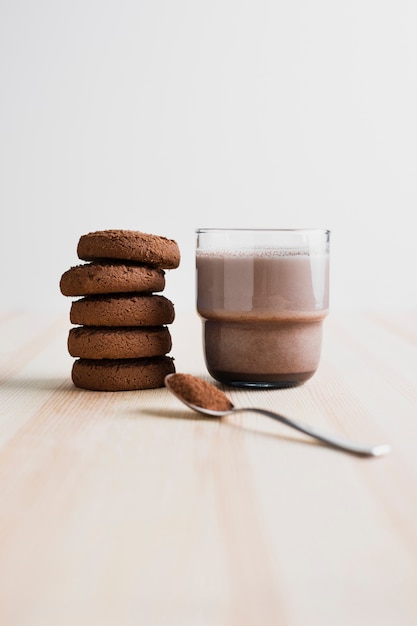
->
[0,309,416,626]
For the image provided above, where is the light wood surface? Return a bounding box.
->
[0,309,417,626]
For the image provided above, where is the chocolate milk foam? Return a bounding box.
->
[196,248,329,386]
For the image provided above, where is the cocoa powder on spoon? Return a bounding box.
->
[166,373,233,412]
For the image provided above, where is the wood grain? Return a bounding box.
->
[0,310,416,626]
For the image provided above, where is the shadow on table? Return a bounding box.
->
[143,407,321,450]
[0,376,74,393]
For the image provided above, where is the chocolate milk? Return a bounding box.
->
[196,248,329,386]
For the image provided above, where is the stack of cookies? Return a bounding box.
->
[59,229,180,391]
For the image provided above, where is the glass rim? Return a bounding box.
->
[195,228,330,235]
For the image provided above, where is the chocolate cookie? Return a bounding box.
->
[60,263,165,297]
[72,356,175,391]
[70,295,175,327]
[68,326,172,359]
[77,230,180,269]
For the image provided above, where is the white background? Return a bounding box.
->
[1,0,416,313]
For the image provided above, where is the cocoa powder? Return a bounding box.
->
[166,373,233,412]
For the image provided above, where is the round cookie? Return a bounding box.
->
[60,262,165,297]
[68,326,172,359]
[77,230,180,270]
[72,356,175,391]
[70,294,175,327]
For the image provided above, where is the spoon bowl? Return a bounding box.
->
[164,373,391,458]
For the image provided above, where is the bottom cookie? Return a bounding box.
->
[72,356,175,391]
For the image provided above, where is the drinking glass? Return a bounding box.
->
[196,228,330,387]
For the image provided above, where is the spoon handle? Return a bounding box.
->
[240,408,390,457]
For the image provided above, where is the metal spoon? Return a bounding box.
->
[164,374,391,457]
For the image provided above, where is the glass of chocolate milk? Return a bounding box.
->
[196,228,330,387]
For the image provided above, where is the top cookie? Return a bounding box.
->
[77,230,180,270]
